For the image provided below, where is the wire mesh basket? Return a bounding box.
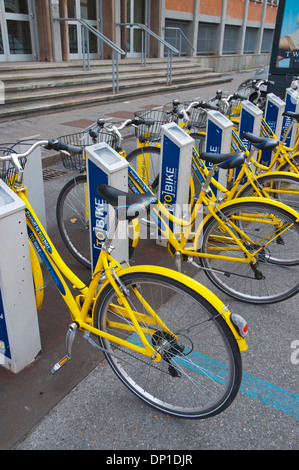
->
[226,97,243,119]
[188,107,208,131]
[134,108,176,143]
[58,130,117,172]
[0,147,26,188]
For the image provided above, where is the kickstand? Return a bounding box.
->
[51,323,78,373]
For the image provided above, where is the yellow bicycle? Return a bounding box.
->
[0,139,248,419]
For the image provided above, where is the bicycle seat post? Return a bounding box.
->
[202,164,217,192]
[281,118,295,145]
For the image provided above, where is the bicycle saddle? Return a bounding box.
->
[242,132,279,151]
[201,151,245,169]
[97,184,158,221]
[282,111,299,122]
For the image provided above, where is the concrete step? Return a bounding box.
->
[3,67,213,92]
[0,77,231,122]
[4,70,219,99]
[0,58,231,122]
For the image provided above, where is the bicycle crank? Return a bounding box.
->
[51,322,78,373]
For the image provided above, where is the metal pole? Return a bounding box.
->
[82,26,86,70]
[141,29,145,66]
[112,50,115,94]
[87,28,90,70]
[116,52,119,93]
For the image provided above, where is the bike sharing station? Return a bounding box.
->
[261,93,285,167]
[0,179,41,374]
[205,110,234,195]
[281,87,299,147]
[156,122,194,246]
[85,142,129,271]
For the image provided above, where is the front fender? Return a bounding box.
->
[92,264,248,351]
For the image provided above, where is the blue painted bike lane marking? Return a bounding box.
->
[128,333,299,419]
[240,372,299,419]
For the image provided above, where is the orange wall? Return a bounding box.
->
[165,0,194,13]
[167,0,277,25]
[226,0,245,20]
[247,1,263,22]
[199,0,222,17]
[265,4,278,24]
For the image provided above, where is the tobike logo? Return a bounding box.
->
[0,81,4,105]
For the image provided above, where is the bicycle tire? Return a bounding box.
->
[200,199,299,304]
[56,174,91,268]
[237,172,299,212]
[56,175,137,268]
[126,146,161,194]
[94,271,242,419]
[279,153,299,174]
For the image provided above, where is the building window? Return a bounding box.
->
[197,23,217,55]
[164,20,190,56]
[244,28,257,54]
[223,26,239,54]
[261,29,274,53]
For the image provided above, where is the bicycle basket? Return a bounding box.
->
[189,107,207,131]
[134,108,175,143]
[0,147,27,188]
[227,98,243,119]
[58,130,117,172]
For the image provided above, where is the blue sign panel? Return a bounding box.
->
[159,135,180,235]
[0,288,11,359]
[206,120,223,194]
[281,92,296,145]
[261,101,279,166]
[87,159,109,271]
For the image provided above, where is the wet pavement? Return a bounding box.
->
[0,70,298,451]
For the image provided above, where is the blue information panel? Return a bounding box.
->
[261,101,280,166]
[159,135,180,235]
[205,119,223,194]
[280,92,297,145]
[87,159,109,271]
[0,288,11,359]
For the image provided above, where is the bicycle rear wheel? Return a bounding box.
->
[94,272,242,419]
[200,200,299,303]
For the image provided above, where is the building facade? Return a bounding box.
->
[0,0,279,71]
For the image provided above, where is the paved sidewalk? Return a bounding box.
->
[1,70,298,452]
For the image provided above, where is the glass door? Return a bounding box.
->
[0,0,36,61]
[67,0,100,60]
[126,0,146,58]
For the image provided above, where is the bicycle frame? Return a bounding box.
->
[15,184,166,361]
[12,178,249,370]
[126,158,298,269]
[259,118,299,173]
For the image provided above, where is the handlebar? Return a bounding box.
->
[0,139,83,175]
[168,100,219,121]
[251,79,274,90]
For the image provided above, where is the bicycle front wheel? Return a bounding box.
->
[126,146,161,194]
[56,174,91,268]
[200,200,299,303]
[94,272,242,419]
[238,173,299,212]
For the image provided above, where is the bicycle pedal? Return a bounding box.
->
[51,355,71,373]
